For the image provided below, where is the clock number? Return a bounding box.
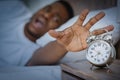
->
[106,51,109,54]
[105,55,108,58]
[102,58,105,61]
[94,44,97,47]
[94,58,96,61]
[97,59,100,62]
[98,43,101,46]
[91,55,94,58]
[90,51,93,54]
[102,44,105,47]
[91,47,94,50]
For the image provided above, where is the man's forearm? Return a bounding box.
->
[26,41,68,66]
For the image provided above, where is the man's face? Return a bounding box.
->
[27,2,69,38]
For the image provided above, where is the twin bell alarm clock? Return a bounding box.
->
[86,29,116,71]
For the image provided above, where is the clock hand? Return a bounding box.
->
[94,50,99,57]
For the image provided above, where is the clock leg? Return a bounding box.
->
[90,64,94,71]
[106,64,112,73]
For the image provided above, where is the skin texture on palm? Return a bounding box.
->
[48,9,114,52]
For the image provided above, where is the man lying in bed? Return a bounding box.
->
[0,0,117,80]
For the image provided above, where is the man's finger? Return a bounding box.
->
[75,9,89,26]
[85,12,105,30]
[92,25,114,35]
[48,30,64,39]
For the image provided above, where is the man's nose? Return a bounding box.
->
[43,12,54,21]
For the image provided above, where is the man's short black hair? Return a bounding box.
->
[56,0,74,19]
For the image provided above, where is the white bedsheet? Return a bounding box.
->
[0,66,61,80]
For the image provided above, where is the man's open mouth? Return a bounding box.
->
[33,16,46,29]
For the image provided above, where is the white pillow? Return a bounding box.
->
[24,0,57,14]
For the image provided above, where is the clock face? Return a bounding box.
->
[86,40,112,65]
